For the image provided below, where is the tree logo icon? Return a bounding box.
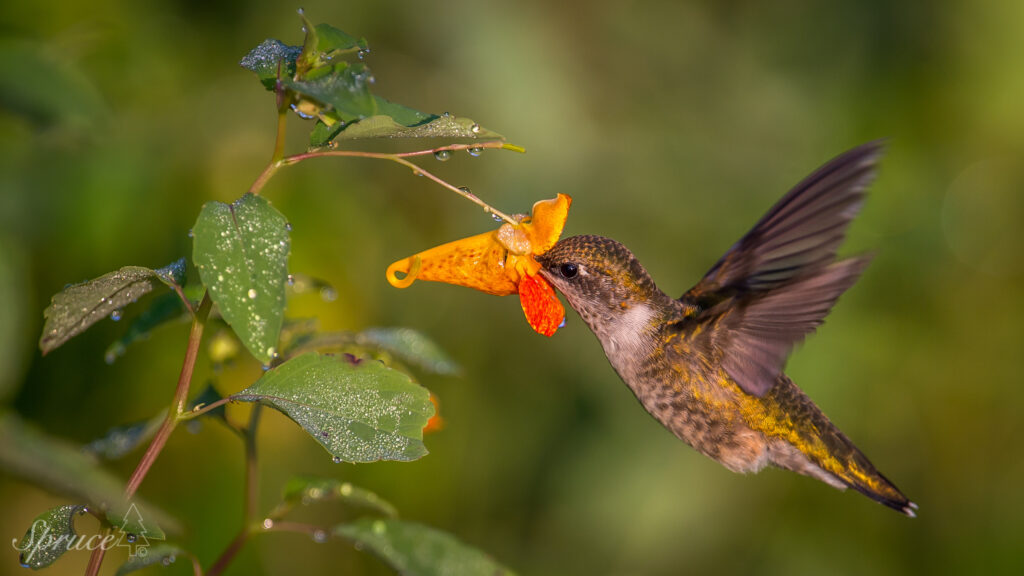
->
[113,504,151,558]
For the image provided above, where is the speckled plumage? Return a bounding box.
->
[538,142,916,516]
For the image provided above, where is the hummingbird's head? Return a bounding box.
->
[537,235,664,338]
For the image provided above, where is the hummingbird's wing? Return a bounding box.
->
[678,142,883,397]
[682,141,881,302]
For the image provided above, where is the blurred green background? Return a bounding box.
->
[2,0,1022,574]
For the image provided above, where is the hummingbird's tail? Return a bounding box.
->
[764,377,918,517]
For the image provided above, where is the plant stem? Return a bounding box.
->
[248,140,521,225]
[86,293,213,575]
[272,109,288,163]
[205,404,263,576]
[124,292,213,498]
[179,396,233,420]
[83,527,112,576]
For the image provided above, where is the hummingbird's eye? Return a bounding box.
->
[559,262,579,279]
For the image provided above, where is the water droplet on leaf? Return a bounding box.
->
[433,150,451,162]
[262,518,274,530]
[285,222,293,231]
[371,520,387,535]
[126,534,136,543]
[470,123,481,134]
[332,456,343,464]
[287,274,296,286]
[110,310,122,322]
[467,146,483,157]
[320,286,338,302]
[313,530,328,543]
[248,289,258,299]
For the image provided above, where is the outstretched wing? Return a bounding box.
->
[680,142,882,396]
[684,141,881,303]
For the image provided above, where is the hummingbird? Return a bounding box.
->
[537,142,917,516]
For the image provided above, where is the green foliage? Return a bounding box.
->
[83,415,164,461]
[104,291,189,364]
[277,476,398,519]
[192,193,290,365]
[0,413,175,536]
[357,327,461,376]
[334,519,517,576]
[239,12,503,148]
[114,544,187,575]
[15,504,83,570]
[16,12,522,575]
[232,352,434,463]
[39,258,185,355]
[282,325,460,375]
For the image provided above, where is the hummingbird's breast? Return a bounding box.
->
[611,318,775,474]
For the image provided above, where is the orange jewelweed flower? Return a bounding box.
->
[386,194,571,336]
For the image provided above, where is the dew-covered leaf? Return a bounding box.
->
[15,504,84,570]
[283,62,377,120]
[328,98,504,142]
[104,291,188,364]
[192,194,290,365]
[357,328,460,375]
[232,352,433,463]
[39,258,186,355]
[296,11,366,74]
[239,39,301,91]
[334,519,517,576]
[83,415,163,461]
[114,544,187,576]
[278,477,397,518]
[0,412,177,536]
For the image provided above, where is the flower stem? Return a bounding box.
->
[249,139,521,224]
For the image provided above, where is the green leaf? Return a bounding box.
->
[283,62,377,120]
[84,385,225,461]
[334,519,517,576]
[0,412,177,537]
[239,39,301,91]
[313,23,367,56]
[15,504,84,570]
[309,118,345,148]
[114,544,186,576]
[39,258,186,355]
[83,415,163,460]
[357,328,460,376]
[232,352,433,463]
[192,194,290,364]
[329,100,504,142]
[104,291,189,364]
[107,502,164,546]
[279,477,397,518]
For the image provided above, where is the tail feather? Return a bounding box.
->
[762,376,917,516]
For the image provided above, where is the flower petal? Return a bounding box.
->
[518,273,565,337]
[386,230,518,296]
[522,193,572,255]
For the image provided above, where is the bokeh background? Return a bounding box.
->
[2,1,1023,574]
